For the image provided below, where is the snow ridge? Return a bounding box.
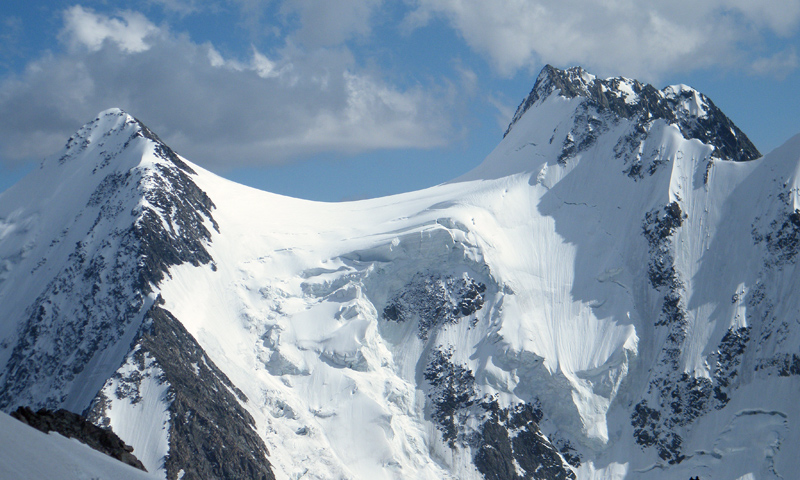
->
[0,109,217,413]
[0,110,275,479]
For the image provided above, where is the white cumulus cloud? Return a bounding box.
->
[406,0,800,79]
[61,5,159,53]
[0,6,454,169]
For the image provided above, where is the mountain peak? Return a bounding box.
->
[534,65,601,101]
[62,108,140,156]
[504,65,760,163]
[52,108,196,177]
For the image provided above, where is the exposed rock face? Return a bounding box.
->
[423,347,576,480]
[88,301,276,480]
[383,273,486,338]
[506,64,761,165]
[424,346,480,447]
[643,201,685,294]
[475,402,576,480]
[748,182,800,381]
[632,199,754,463]
[10,406,146,471]
[379,269,577,479]
[756,208,800,267]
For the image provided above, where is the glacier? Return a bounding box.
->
[0,65,799,479]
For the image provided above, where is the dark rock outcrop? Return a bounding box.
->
[88,300,276,480]
[643,201,685,294]
[11,406,146,471]
[757,208,800,266]
[475,401,576,480]
[506,65,760,165]
[423,347,575,479]
[424,347,478,447]
[0,110,274,480]
[632,325,750,463]
[383,273,486,338]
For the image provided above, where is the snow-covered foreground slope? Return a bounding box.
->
[0,412,158,480]
[1,66,800,479]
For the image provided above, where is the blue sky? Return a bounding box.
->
[1,0,799,201]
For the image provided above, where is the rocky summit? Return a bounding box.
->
[0,65,799,479]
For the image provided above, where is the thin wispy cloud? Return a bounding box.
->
[750,48,799,79]
[280,0,383,47]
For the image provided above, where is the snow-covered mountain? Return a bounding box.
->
[1,65,799,480]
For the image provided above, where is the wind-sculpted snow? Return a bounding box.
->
[3,68,800,480]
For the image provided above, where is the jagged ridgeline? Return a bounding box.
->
[505,64,760,165]
[1,64,799,480]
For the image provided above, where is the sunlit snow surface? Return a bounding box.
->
[158,93,800,478]
[93,348,171,476]
[1,85,800,479]
[0,412,158,480]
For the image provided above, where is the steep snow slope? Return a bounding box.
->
[0,411,158,480]
[1,66,799,480]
